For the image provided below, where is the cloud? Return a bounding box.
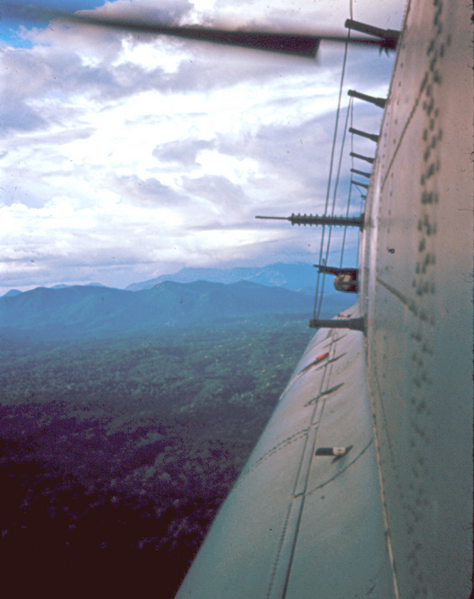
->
[153,139,214,166]
[0,0,405,291]
[3,0,396,138]
[11,127,97,148]
[116,174,188,205]
[183,174,244,201]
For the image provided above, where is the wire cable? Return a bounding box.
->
[315,97,352,316]
[340,98,354,266]
[313,32,351,320]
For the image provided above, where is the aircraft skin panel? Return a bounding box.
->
[177,306,396,598]
[175,435,307,597]
[286,451,394,598]
[361,0,473,597]
[231,330,349,484]
[285,324,395,599]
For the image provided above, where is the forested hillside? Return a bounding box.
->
[0,280,316,341]
[0,279,354,341]
[0,314,314,597]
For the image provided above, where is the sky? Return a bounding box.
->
[0,0,406,293]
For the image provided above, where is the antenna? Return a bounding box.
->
[344,19,400,50]
[256,213,364,229]
[351,181,369,190]
[350,168,371,179]
[348,128,380,143]
[347,90,387,109]
[350,152,374,164]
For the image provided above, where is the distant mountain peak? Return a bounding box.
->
[2,289,22,298]
[51,282,106,289]
[126,262,318,293]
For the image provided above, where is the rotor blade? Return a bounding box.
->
[2,2,396,58]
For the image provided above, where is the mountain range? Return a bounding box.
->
[0,279,354,341]
[2,263,339,298]
[125,262,319,293]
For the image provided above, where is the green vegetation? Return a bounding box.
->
[0,314,313,597]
